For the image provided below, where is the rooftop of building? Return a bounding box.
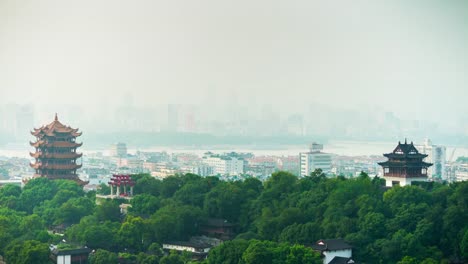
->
[31,114,81,137]
[384,139,427,157]
[50,244,92,256]
[378,140,433,168]
[311,239,352,252]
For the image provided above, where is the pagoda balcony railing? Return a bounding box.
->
[30,152,82,159]
[30,141,82,148]
[30,163,82,170]
[44,174,81,180]
[383,173,427,178]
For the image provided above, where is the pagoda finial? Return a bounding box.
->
[55,113,58,121]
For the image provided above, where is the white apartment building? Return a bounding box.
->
[191,163,215,177]
[300,143,332,177]
[415,139,446,180]
[203,153,244,176]
[117,156,143,169]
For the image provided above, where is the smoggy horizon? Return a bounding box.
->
[1,0,467,142]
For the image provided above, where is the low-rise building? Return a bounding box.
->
[311,239,353,264]
[300,143,333,177]
[199,218,235,240]
[117,156,143,170]
[202,152,244,176]
[277,156,300,175]
[182,163,215,177]
[50,247,92,264]
[162,241,211,260]
[455,163,468,181]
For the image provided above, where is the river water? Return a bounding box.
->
[2,140,465,159]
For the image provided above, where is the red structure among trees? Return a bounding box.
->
[108,174,135,196]
[29,114,86,185]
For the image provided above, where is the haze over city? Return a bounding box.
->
[1,0,467,145]
[1,1,468,263]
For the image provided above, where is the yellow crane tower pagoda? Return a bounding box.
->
[29,114,86,185]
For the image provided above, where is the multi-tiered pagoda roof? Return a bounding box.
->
[378,139,432,187]
[29,114,86,185]
[378,140,432,173]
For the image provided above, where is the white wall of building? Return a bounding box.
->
[384,176,427,187]
[203,156,244,175]
[57,255,71,264]
[323,249,352,264]
[455,164,468,182]
[163,244,196,253]
[163,244,210,253]
[300,152,332,177]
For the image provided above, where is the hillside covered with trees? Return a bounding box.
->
[0,171,466,263]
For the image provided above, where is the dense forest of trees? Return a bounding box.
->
[0,171,466,263]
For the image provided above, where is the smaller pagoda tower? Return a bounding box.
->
[30,114,86,185]
[378,139,432,187]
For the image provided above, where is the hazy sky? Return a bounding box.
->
[0,0,467,126]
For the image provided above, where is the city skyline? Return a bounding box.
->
[0,102,464,148]
[1,0,467,131]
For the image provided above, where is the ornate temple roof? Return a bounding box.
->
[31,114,82,138]
[382,139,428,158]
[378,139,433,168]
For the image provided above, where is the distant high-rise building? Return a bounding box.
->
[15,105,35,140]
[378,140,432,187]
[183,106,196,133]
[29,114,86,185]
[286,114,305,136]
[415,139,446,180]
[0,104,34,140]
[300,143,332,177]
[110,142,127,157]
[167,104,179,132]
